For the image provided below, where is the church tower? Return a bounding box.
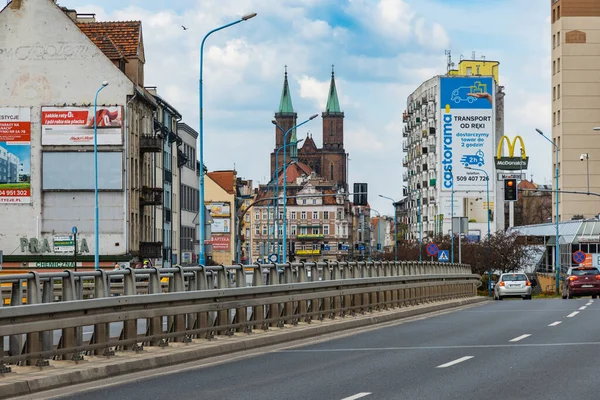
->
[321,66,347,190]
[270,67,297,179]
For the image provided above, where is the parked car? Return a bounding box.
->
[562,266,600,299]
[494,273,536,300]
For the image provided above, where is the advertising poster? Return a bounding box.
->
[205,235,230,251]
[439,77,495,192]
[0,108,31,204]
[207,202,231,217]
[211,218,231,233]
[41,106,123,145]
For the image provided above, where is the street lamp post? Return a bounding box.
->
[449,168,455,263]
[93,81,108,271]
[198,12,257,266]
[281,115,318,263]
[536,128,560,294]
[581,153,590,194]
[466,166,492,297]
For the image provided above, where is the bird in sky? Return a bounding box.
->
[182,25,188,30]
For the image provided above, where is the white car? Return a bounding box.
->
[494,273,536,300]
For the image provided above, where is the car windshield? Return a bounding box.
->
[502,274,528,282]
[571,268,599,276]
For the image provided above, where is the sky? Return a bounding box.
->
[62,0,551,216]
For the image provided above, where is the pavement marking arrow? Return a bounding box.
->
[509,334,531,342]
[436,356,473,368]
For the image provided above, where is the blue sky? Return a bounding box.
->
[63,0,551,215]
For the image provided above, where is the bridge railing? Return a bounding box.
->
[0,261,479,372]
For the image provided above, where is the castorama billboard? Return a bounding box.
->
[440,76,495,192]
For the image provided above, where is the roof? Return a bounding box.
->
[177,122,199,139]
[325,68,341,114]
[509,219,600,245]
[300,135,318,153]
[77,21,142,60]
[277,161,312,184]
[207,171,236,195]
[277,69,295,114]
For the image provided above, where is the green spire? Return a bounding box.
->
[325,64,341,113]
[278,65,294,114]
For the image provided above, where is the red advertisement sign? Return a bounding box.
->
[0,108,31,204]
[41,106,123,145]
[205,235,230,251]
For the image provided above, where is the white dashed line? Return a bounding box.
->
[548,321,562,327]
[567,311,579,318]
[586,302,593,306]
[436,356,474,368]
[510,334,531,342]
[341,393,371,400]
[579,306,587,310]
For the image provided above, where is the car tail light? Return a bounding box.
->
[595,275,600,280]
[526,281,531,286]
[569,276,578,281]
[499,281,505,286]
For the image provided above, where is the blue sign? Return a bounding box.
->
[324,245,331,251]
[426,243,439,257]
[440,77,493,110]
[342,245,349,251]
[269,254,278,263]
[72,226,78,235]
[573,250,586,264]
[438,250,450,263]
[359,245,365,251]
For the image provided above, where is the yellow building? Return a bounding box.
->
[205,171,236,265]
[448,59,500,83]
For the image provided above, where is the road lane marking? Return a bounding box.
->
[509,334,531,342]
[567,311,579,318]
[586,302,593,306]
[579,306,587,310]
[548,321,562,327]
[341,393,371,400]
[436,356,473,368]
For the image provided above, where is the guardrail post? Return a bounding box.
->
[235,265,248,332]
[309,263,321,321]
[340,262,351,317]
[282,263,295,324]
[172,266,187,341]
[24,272,45,366]
[215,266,230,335]
[252,264,265,330]
[267,263,281,328]
[121,268,138,350]
[297,262,309,322]
[8,281,23,358]
[60,270,81,359]
[330,261,342,318]
[93,269,110,355]
[144,267,162,345]
[41,278,53,354]
[321,262,332,319]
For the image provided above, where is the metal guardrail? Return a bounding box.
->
[0,261,478,372]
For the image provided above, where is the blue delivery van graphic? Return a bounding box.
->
[460,150,485,167]
[450,81,488,104]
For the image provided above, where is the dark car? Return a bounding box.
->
[562,266,600,299]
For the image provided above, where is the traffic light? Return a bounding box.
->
[504,178,517,201]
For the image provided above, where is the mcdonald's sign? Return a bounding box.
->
[494,135,529,170]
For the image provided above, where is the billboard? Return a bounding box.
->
[211,218,231,233]
[205,235,230,251]
[439,77,495,192]
[207,202,231,217]
[41,106,123,145]
[0,108,31,204]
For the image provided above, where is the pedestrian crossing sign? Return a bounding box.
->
[438,250,449,262]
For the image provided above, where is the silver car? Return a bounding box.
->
[494,273,534,300]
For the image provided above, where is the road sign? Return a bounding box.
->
[342,245,349,251]
[359,245,365,251]
[72,226,78,235]
[426,243,439,256]
[324,245,331,251]
[573,250,586,264]
[269,254,278,263]
[53,235,75,254]
[438,250,450,262]
[497,172,525,181]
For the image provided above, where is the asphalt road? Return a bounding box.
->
[54,298,600,400]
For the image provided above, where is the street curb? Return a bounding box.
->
[0,296,488,399]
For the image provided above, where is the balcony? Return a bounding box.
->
[297,234,324,240]
[140,134,163,153]
[140,241,163,258]
[296,249,321,255]
[140,186,163,206]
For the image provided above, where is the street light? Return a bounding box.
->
[448,167,455,263]
[536,128,560,294]
[581,153,590,194]
[198,12,257,266]
[465,166,492,297]
[93,80,108,271]
[281,115,318,263]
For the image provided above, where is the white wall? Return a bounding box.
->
[0,0,134,255]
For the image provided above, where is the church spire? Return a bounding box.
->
[278,65,294,114]
[325,64,341,113]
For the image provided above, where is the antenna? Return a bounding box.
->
[445,49,454,74]
[472,50,476,59]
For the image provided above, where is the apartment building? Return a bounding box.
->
[177,122,199,265]
[551,0,600,221]
[402,58,505,242]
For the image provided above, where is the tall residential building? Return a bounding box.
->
[402,59,505,244]
[551,1,600,221]
[177,122,199,265]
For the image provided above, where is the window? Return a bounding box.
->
[255,211,260,221]
[323,225,329,235]
[312,227,319,234]
[324,211,329,220]
[300,227,307,235]
[553,86,556,101]
[291,211,296,219]
[279,211,283,219]
[557,31,560,46]
[557,5,560,19]
[466,67,472,75]
[553,60,556,75]
[278,226,283,235]
[558,110,561,124]
[552,34,555,48]
[255,225,260,235]
[245,214,250,222]
[291,225,297,235]
[330,164,334,181]
[337,210,342,220]
[558,84,560,98]
[312,211,318,219]
[330,120,334,136]
[245,228,250,237]
[301,211,306,219]
[557,58,560,72]
[262,225,267,235]
[302,199,307,205]
[262,211,267,220]
[553,112,556,126]
[312,199,316,204]
[552,9,555,23]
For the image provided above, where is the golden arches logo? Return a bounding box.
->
[497,136,527,159]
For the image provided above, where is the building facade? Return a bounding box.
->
[402,59,505,244]
[177,122,199,265]
[551,0,600,221]
[205,171,237,265]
